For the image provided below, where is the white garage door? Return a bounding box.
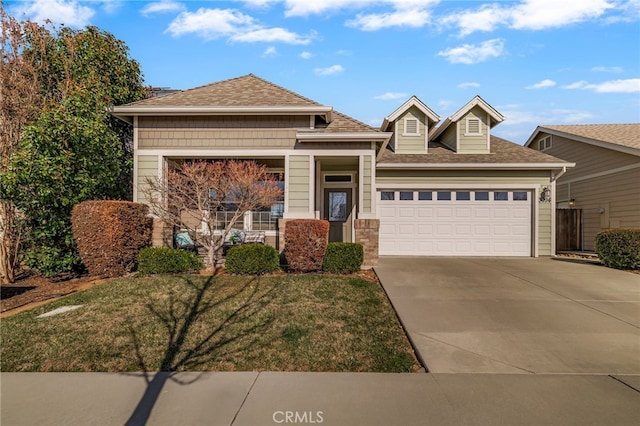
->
[378,190,532,256]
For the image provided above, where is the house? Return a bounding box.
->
[525,124,640,251]
[111,74,572,265]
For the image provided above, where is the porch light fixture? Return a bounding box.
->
[539,186,551,202]
[568,198,576,208]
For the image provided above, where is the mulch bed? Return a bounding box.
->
[1,272,104,314]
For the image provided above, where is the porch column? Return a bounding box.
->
[354,219,380,268]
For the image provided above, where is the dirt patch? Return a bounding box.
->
[1,273,107,316]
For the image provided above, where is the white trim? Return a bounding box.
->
[402,117,420,136]
[370,153,377,216]
[137,148,375,157]
[296,132,391,142]
[284,155,290,215]
[309,156,315,215]
[132,116,139,202]
[534,186,540,257]
[558,162,640,184]
[381,96,440,131]
[359,155,365,216]
[425,121,429,152]
[431,95,504,141]
[309,115,315,130]
[283,212,316,219]
[486,112,491,151]
[376,183,540,190]
[551,180,556,256]
[464,117,482,136]
[375,162,574,170]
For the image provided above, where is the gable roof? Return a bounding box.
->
[380,96,440,131]
[430,95,505,141]
[525,124,640,156]
[377,136,573,169]
[111,73,333,121]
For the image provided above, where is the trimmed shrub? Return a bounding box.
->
[595,229,640,270]
[225,244,280,275]
[72,201,152,277]
[137,247,204,274]
[282,219,329,272]
[323,242,364,274]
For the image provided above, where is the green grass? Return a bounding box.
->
[0,274,420,373]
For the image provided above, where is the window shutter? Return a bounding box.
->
[467,118,481,134]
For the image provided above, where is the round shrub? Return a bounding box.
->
[137,247,204,274]
[323,242,364,274]
[225,244,280,275]
[595,229,640,270]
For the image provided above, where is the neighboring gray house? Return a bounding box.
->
[525,124,640,251]
[112,74,572,265]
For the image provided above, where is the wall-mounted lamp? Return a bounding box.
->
[568,198,576,208]
[539,186,551,202]
[598,208,605,214]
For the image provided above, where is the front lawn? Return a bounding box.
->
[0,274,420,372]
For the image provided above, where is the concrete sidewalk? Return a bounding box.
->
[1,372,639,425]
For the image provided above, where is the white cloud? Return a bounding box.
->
[346,8,432,31]
[165,7,313,44]
[300,51,314,59]
[458,82,480,89]
[562,78,640,93]
[262,46,278,58]
[314,64,344,76]
[373,92,408,100]
[141,1,185,17]
[231,28,314,44]
[591,66,623,73]
[437,39,505,64]
[280,0,365,18]
[444,0,615,36]
[14,0,95,28]
[526,79,556,89]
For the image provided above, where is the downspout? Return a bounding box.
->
[551,166,567,182]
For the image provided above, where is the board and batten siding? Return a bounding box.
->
[288,155,310,213]
[136,155,159,204]
[376,169,554,255]
[457,107,489,154]
[137,116,302,150]
[395,107,427,154]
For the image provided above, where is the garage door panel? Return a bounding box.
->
[378,190,532,256]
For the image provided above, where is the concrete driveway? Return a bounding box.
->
[375,257,640,374]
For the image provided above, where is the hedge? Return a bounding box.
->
[137,247,204,274]
[72,201,152,277]
[282,219,329,272]
[225,244,280,275]
[323,242,364,274]
[594,229,640,270]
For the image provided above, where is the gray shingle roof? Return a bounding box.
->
[378,136,570,165]
[540,124,640,150]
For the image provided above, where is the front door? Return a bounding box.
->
[324,189,352,242]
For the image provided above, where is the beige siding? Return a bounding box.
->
[137,155,158,204]
[561,167,640,250]
[396,107,427,154]
[288,155,310,213]
[294,142,373,151]
[439,124,457,151]
[138,116,302,149]
[376,169,554,256]
[457,107,489,154]
[537,132,638,181]
[363,156,372,213]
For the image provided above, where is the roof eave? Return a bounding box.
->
[297,132,392,142]
[375,162,575,170]
[526,126,640,157]
[109,105,334,119]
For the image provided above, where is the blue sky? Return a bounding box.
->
[7,0,640,143]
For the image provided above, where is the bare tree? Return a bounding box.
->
[143,160,282,270]
[0,13,46,283]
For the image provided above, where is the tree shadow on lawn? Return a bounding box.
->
[124,275,277,426]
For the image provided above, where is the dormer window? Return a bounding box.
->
[403,117,419,136]
[538,136,552,151]
[465,117,482,136]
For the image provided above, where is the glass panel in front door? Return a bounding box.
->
[328,191,347,221]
